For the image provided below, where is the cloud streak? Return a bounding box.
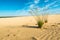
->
[29,4,35,8]
[44,0,49,2]
[41,0,58,11]
[34,0,40,4]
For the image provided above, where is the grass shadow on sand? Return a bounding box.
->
[22,25,39,28]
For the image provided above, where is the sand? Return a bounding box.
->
[0,14,60,40]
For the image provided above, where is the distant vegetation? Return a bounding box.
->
[0,16,19,18]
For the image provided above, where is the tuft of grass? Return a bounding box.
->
[29,8,48,28]
[37,20,44,28]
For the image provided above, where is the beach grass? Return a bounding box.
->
[29,8,48,28]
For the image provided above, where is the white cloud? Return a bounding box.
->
[44,0,49,2]
[25,2,33,5]
[41,0,58,11]
[46,8,60,14]
[45,1,57,8]
[37,7,41,11]
[53,5,59,7]
[34,0,40,4]
[29,4,35,8]
[16,10,30,16]
[16,10,25,16]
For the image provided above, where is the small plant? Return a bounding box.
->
[29,8,48,28]
[45,19,48,23]
[37,20,44,28]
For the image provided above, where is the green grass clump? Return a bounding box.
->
[29,8,48,28]
[37,20,44,28]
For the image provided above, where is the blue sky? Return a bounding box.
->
[0,0,60,16]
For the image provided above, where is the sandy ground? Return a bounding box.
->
[0,14,60,40]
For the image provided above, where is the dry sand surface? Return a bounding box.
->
[0,14,60,40]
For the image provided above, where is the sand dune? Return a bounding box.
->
[0,15,60,40]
